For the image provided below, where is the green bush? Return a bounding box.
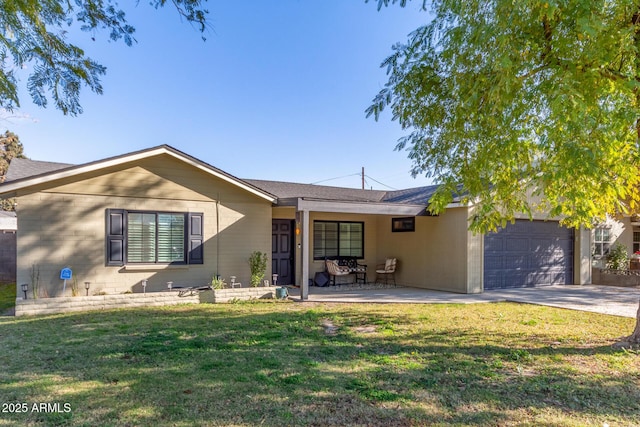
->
[248,251,268,287]
[606,243,629,270]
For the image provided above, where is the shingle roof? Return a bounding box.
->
[246,179,441,205]
[245,179,388,203]
[5,158,72,182]
[382,185,441,205]
[3,154,440,206]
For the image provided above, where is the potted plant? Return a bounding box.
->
[248,251,268,287]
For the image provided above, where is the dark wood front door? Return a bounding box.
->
[272,219,294,286]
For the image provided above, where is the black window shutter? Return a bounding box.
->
[188,213,204,264]
[106,209,126,266]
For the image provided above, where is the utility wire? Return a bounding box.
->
[310,171,398,190]
[310,173,360,185]
[364,175,398,190]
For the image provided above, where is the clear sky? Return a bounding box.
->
[3,1,433,191]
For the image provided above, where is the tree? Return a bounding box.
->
[369,0,640,345]
[0,130,25,211]
[0,0,209,116]
[367,0,640,233]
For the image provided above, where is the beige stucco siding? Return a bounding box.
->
[15,155,272,297]
[375,208,475,293]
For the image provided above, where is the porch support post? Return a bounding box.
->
[300,209,310,300]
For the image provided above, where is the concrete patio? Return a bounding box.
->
[289,284,640,319]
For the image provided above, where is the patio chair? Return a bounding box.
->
[375,258,397,285]
[325,259,352,285]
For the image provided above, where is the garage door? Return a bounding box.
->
[484,220,574,290]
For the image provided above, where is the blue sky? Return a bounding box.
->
[4,1,432,190]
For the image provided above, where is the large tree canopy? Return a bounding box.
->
[0,0,208,116]
[0,130,25,210]
[368,0,640,232]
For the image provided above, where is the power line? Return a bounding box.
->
[310,171,399,191]
[364,174,398,190]
[310,173,360,185]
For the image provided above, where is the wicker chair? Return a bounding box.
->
[325,259,352,285]
[375,258,397,285]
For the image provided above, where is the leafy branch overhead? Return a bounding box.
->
[368,0,640,232]
[0,0,209,115]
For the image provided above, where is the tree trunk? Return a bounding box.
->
[626,300,640,344]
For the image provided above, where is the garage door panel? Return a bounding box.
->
[506,238,529,252]
[484,220,573,290]
[506,255,527,269]
[484,255,503,270]
[484,238,504,252]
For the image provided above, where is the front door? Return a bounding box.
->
[272,219,294,286]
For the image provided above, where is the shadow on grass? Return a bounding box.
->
[0,303,638,426]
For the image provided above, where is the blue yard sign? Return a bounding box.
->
[60,267,72,280]
[60,267,72,294]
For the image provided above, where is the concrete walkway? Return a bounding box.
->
[290,284,640,318]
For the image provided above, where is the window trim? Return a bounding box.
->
[593,226,611,258]
[106,209,203,266]
[313,220,364,260]
[392,217,415,232]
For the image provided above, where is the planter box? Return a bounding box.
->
[592,268,640,287]
[14,287,276,316]
[202,287,275,303]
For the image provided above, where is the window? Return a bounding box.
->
[633,229,640,254]
[106,209,203,266]
[593,227,611,257]
[392,217,415,232]
[313,221,363,259]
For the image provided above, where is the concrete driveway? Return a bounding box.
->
[294,284,640,318]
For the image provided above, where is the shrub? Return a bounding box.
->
[249,251,268,287]
[606,243,629,270]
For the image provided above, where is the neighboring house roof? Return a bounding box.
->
[0,145,277,203]
[5,158,73,182]
[0,210,17,230]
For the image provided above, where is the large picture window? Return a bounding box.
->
[106,209,203,266]
[313,221,363,259]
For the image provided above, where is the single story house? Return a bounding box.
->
[0,145,593,301]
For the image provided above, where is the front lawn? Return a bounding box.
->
[0,302,638,426]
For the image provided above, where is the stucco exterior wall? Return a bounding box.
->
[590,215,630,269]
[14,155,272,297]
[375,207,473,293]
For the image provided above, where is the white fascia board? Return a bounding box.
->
[297,198,429,216]
[0,146,276,203]
[295,198,462,215]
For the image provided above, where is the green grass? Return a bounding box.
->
[0,301,638,426]
[0,283,16,313]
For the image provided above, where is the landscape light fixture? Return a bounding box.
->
[21,283,28,299]
[141,279,148,294]
[84,282,90,296]
[272,274,278,287]
[167,281,173,291]
[230,276,236,288]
